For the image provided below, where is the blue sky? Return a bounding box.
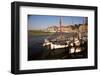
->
[28,15,85,30]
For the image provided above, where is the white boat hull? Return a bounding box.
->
[43,42,68,49]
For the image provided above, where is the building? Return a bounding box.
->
[46,24,87,33]
[46,17,88,33]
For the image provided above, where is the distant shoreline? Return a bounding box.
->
[28,30,54,36]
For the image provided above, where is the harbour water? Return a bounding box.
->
[28,35,88,61]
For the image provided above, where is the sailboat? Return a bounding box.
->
[43,16,81,53]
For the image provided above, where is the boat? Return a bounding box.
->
[43,17,87,54]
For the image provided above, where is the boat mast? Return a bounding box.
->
[83,17,87,25]
[60,16,62,32]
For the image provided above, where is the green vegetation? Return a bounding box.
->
[28,30,54,36]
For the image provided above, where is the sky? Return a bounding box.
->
[28,15,85,30]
